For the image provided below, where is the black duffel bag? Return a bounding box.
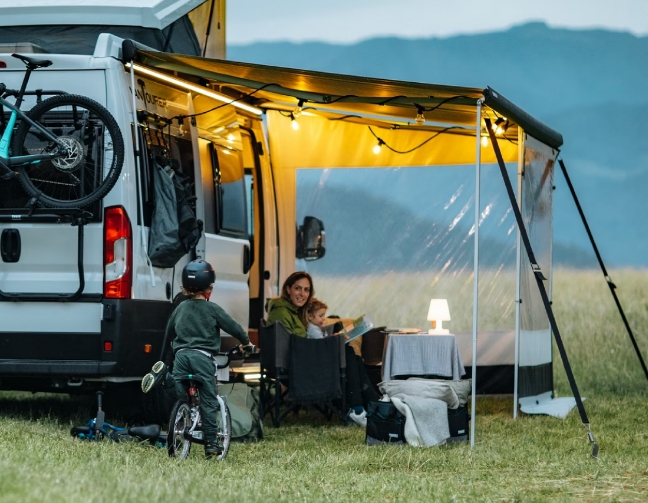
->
[365,400,406,445]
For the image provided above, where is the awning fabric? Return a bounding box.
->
[129,47,563,151]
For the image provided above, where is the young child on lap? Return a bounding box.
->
[306,298,328,339]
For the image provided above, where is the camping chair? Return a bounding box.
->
[360,327,387,392]
[259,321,346,427]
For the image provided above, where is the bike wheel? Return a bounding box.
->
[167,400,192,460]
[214,396,232,460]
[13,94,124,209]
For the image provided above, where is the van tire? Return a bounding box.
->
[13,94,125,209]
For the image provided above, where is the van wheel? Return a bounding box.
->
[12,94,125,209]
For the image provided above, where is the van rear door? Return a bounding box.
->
[0,65,106,369]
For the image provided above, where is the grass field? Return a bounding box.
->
[1,269,647,502]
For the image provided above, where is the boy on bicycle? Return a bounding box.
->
[141,259,254,458]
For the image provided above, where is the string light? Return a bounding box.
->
[368,125,465,155]
[290,113,300,130]
[415,105,426,126]
[481,135,489,147]
[293,99,305,118]
[492,117,505,136]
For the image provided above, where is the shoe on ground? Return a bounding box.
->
[347,408,367,427]
[141,361,167,393]
[205,441,222,459]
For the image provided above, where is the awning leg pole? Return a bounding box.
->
[513,130,524,419]
[470,99,483,448]
[558,158,648,382]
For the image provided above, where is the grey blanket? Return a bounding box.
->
[379,379,465,447]
[407,377,472,407]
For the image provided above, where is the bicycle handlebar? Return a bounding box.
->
[216,344,256,369]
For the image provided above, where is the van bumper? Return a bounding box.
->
[0,359,117,375]
[0,299,173,383]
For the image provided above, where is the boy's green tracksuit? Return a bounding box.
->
[161,299,250,449]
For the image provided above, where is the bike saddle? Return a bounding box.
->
[128,424,161,441]
[180,374,205,387]
[12,53,52,69]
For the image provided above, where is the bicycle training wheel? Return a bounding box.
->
[13,94,124,209]
[214,396,232,460]
[167,400,192,460]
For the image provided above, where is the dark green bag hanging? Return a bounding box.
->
[365,400,406,445]
[219,383,264,442]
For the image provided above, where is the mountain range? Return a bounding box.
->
[230,22,648,268]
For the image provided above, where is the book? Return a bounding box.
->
[384,328,422,334]
[341,314,374,343]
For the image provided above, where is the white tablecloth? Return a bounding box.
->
[382,334,466,381]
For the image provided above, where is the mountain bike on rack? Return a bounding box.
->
[167,344,256,461]
[0,53,124,209]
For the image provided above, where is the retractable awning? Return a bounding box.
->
[128,46,563,151]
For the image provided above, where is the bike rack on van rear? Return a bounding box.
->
[0,206,100,302]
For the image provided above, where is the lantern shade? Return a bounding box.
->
[427,299,451,334]
[427,299,451,322]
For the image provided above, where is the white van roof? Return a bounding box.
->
[0,0,206,29]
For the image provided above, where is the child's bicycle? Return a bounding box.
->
[167,344,256,461]
[0,53,124,208]
[71,391,165,445]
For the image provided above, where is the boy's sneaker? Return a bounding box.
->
[347,408,367,427]
[205,441,222,459]
[141,361,167,393]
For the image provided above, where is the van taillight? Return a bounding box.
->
[0,61,6,68]
[104,206,133,299]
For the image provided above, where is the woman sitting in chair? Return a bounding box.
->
[267,272,378,426]
[266,271,314,337]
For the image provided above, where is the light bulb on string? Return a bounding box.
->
[293,99,305,118]
[290,113,300,130]
[492,118,505,136]
[373,139,384,155]
[415,105,426,126]
[481,135,489,147]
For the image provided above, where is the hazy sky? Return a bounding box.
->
[227,0,648,44]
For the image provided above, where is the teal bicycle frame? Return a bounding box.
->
[0,94,68,169]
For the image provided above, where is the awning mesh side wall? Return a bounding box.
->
[518,134,556,398]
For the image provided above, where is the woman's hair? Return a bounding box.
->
[307,298,328,317]
[280,271,314,326]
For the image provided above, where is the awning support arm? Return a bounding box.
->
[558,158,648,382]
[485,118,598,459]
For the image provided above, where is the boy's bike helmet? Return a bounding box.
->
[182,260,216,292]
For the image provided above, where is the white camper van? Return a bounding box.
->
[0,1,325,415]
